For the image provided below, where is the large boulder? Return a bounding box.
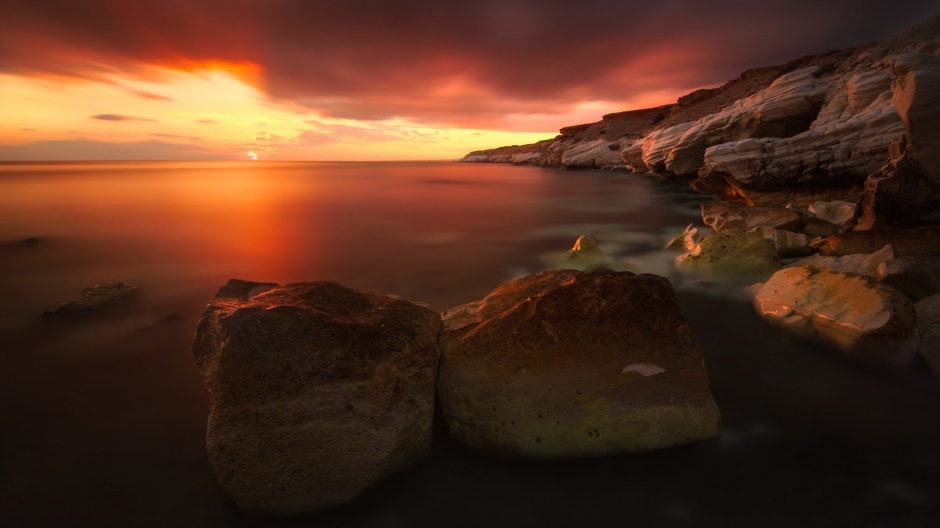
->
[753,266,917,363]
[192,280,441,516]
[437,269,721,457]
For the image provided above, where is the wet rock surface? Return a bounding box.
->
[437,269,721,457]
[192,279,440,516]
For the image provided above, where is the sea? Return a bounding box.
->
[1,161,938,527]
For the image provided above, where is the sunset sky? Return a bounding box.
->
[0,1,935,161]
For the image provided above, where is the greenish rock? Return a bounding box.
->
[437,269,721,457]
[675,229,781,276]
[563,235,613,270]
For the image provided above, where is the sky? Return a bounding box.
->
[0,1,936,161]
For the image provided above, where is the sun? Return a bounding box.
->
[247,151,258,161]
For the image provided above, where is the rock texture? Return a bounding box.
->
[192,280,440,516]
[463,15,940,225]
[754,266,917,363]
[43,281,140,318]
[436,269,720,457]
[674,230,781,276]
[701,202,804,232]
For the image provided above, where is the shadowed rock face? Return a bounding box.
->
[192,280,440,517]
[437,269,721,457]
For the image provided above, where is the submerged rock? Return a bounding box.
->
[437,269,721,457]
[563,235,613,270]
[44,281,140,318]
[754,266,917,363]
[192,279,440,516]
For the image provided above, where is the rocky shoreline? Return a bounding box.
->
[462,14,940,229]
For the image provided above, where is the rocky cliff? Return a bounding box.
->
[462,14,940,228]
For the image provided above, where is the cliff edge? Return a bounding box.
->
[463,14,940,229]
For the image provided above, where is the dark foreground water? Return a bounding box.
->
[1,161,938,527]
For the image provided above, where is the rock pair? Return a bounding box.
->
[192,271,721,516]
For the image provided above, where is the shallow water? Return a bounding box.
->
[1,161,938,527]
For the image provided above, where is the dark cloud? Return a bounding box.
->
[91,114,156,122]
[3,1,937,128]
[0,139,222,161]
[195,119,216,124]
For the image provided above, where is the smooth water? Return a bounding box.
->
[1,161,938,527]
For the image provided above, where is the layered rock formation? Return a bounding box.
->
[436,269,721,456]
[192,280,440,516]
[463,15,940,227]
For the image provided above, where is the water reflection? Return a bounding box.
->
[0,161,699,324]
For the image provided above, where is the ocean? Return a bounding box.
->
[1,161,938,526]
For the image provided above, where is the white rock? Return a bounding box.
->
[808,200,857,226]
[754,266,917,363]
[561,139,627,169]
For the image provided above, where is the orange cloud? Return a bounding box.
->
[3,1,936,130]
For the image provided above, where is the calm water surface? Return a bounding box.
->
[1,161,938,527]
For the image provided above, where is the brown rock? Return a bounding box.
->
[701,202,805,232]
[812,225,940,256]
[192,280,441,516]
[437,270,721,457]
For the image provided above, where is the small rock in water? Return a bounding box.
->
[754,266,917,364]
[44,281,141,318]
[563,235,613,270]
[664,224,702,252]
[437,269,721,457]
